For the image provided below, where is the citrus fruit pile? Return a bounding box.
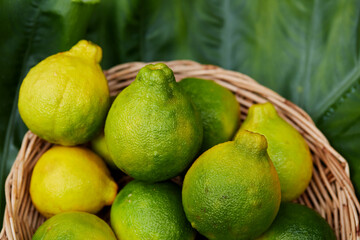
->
[19,40,335,239]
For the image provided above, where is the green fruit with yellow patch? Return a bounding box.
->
[111,180,195,240]
[235,102,312,201]
[256,202,336,239]
[182,130,281,240]
[105,63,203,182]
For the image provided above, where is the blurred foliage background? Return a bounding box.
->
[1,0,360,224]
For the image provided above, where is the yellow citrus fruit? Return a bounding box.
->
[256,202,336,239]
[32,211,117,240]
[110,180,195,240]
[182,130,281,240]
[236,102,312,201]
[105,63,203,182]
[30,146,118,218]
[18,40,110,146]
[91,131,116,168]
[178,77,240,152]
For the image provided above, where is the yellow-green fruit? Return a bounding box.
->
[91,131,116,168]
[18,40,110,146]
[182,130,281,240]
[30,146,118,218]
[32,211,117,240]
[105,63,203,182]
[178,78,240,152]
[111,180,196,240]
[236,102,312,201]
[256,202,336,240]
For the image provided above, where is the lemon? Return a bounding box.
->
[32,211,117,240]
[105,63,203,182]
[30,146,118,218]
[257,202,336,239]
[236,102,312,201]
[18,40,110,146]
[111,180,195,240]
[179,77,240,152]
[91,131,116,168]
[182,130,281,240]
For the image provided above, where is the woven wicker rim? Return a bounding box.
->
[1,60,360,240]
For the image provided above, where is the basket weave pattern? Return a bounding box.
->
[1,60,360,240]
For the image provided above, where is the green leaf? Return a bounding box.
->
[112,0,192,62]
[85,0,119,69]
[0,0,98,227]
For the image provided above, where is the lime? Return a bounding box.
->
[236,102,312,201]
[32,211,117,240]
[111,180,195,240]
[105,63,202,182]
[91,131,116,168]
[179,77,240,152]
[182,130,281,240]
[257,202,336,239]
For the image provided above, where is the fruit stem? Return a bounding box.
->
[247,102,278,122]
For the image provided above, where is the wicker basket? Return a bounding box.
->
[1,60,360,240]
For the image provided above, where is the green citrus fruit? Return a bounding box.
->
[182,130,281,240]
[32,211,117,240]
[105,63,203,182]
[91,131,116,168]
[257,202,336,239]
[235,102,312,201]
[30,146,117,218]
[110,180,195,240]
[178,77,240,152]
[18,40,110,146]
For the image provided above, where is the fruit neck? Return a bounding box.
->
[234,130,268,157]
[135,63,176,86]
[67,40,102,63]
[133,64,177,99]
[247,102,278,123]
